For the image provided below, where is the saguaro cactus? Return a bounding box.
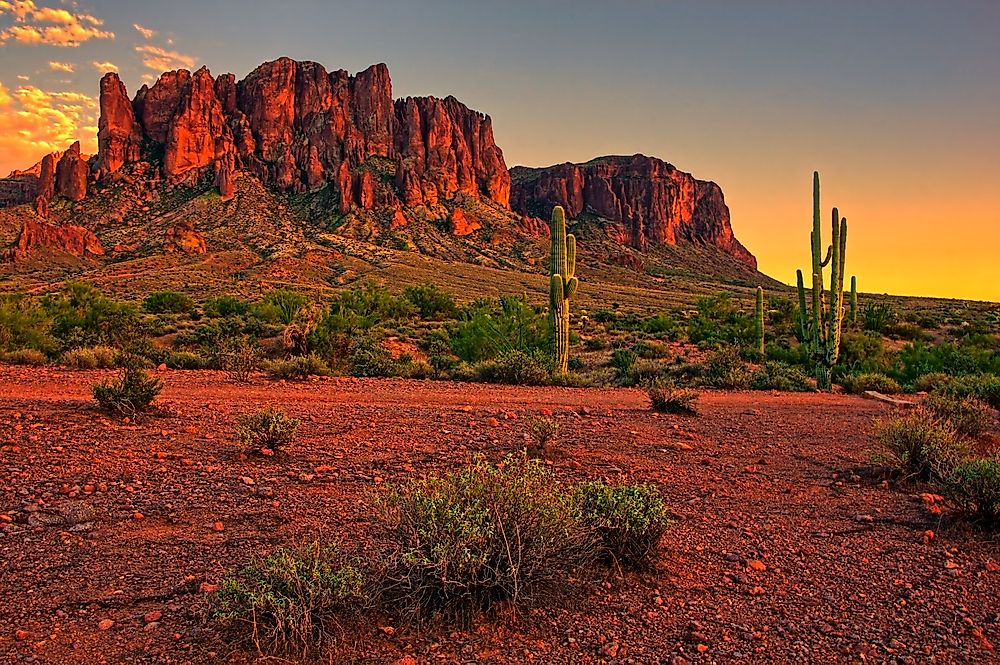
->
[796,171,848,390]
[850,276,858,326]
[755,286,765,357]
[549,206,578,374]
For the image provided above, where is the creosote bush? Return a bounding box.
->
[840,372,902,395]
[92,365,163,415]
[212,542,366,657]
[646,381,699,415]
[924,392,994,438]
[2,348,48,366]
[873,409,966,480]
[475,349,550,386]
[941,458,1000,527]
[378,454,594,621]
[263,355,331,381]
[235,408,301,451]
[221,338,259,383]
[61,345,118,369]
[573,481,671,569]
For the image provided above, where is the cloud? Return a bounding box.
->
[48,60,74,72]
[135,44,196,72]
[91,60,117,72]
[16,74,29,80]
[133,23,154,39]
[0,82,97,175]
[0,0,114,47]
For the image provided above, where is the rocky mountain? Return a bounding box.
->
[0,57,760,288]
[511,155,755,268]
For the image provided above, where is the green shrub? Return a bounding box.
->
[92,366,163,415]
[0,293,56,354]
[939,374,1000,409]
[378,454,593,620]
[941,458,1000,527]
[260,289,309,325]
[2,348,47,366]
[840,372,903,395]
[212,542,366,656]
[403,283,456,320]
[235,408,301,451]
[704,347,752,389]
[475,349,550,385]
[142,291,194,315]
[165,351,209,370]
[527,417,559,454]
[263,355,331,381]
[349,337,398,377]
[646,381,699,415]
[914,372,952,393]
[924,392,994,438]
[449,296,547,363]
[687,293,755,348]
[42,282,142,352]
[611,348,638,382]
[861,302,895,334]
[751,362,814,392]
[642,313,682,339]
[874,409,966,480]
[573,481,671,569]
[62,345,118,369]
[629,359,666,386]
[203,295,251,318]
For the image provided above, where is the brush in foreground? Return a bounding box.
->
[647,381,700,415]
[92,365,163,415]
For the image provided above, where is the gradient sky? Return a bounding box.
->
[2,0,998,301]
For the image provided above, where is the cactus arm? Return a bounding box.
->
[797,269,809,341]
[850,275,857,325]
[755,286,765,357]
[820,244,832,268]
[565,276,579,299]
[566,233,576,280]
[827,207,841,359]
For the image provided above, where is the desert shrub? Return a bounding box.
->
[475,349,550,386]
[203,295,252,318]
[687,293,755,348]
[220,338,259,382]
[92,365,163,415]
[142,291,194,315]
[404,359,434,380]
[861,301,895,334]
[704,346,752,389]
[2,348,47,366]
[751,362,814,392]
[642,314,682,339]
[378,454,593,620]
[646,381,699,415]
[403,283,456,320]
[526,417,559,454]
[449,296,548,363]
[0,293,56,354]
[629,359,666,386]
[938,374,1000,409]
[573,481,671,568]
[263,355,331,381]
[924,392,994,438]
[42,283,143,353]
[611,348,638,382]
[165,351,209,370]
[914,372,952,393]
[259,289,309,325]
[349,337,398,378]
[940,458,1000,527]
[235,408,301,451]
[550,371,593,388]
[874,409,966,480]
[61,345,117,369]
[840,372,903,395]
[212,542,366,656]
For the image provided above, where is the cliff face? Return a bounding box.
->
[510,155,756,268]
[96,58,511,212]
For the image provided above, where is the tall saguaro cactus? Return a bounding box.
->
[850,276,858,326]
[796,171,848,390]
[549,206,578,374]
[755,286,765,357]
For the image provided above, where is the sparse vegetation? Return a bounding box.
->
[526,416,560,455]
[646,380,700,415]
[235,408,301,451]
[92,365,163,415]
[924,392,994,438]
[874,409,965,480]
[940,458,1000,527]
[263,355,331,381]
[573,480,671,569]
[840,372,903,395]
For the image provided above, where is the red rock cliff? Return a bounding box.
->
[510,155,756,268]
[92,58,510,211]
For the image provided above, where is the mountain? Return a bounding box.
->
[0,57,764,298]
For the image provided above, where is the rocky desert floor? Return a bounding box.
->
[1,366,999,664]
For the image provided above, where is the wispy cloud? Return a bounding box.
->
[133,23,154,39]
[0,82,97,174]
[16,73,30,81]
[48,60,74,72]
[135,44,196,72]
[0,0,114,47]
[91,60,118,72]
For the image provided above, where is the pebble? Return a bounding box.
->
[98,619,114,631]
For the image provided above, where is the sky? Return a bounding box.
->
[1,0,998,301]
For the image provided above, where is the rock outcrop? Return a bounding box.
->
[91,58,510,213]
[3,219,104,261]
[510,155,756,268]
[54,142,88,202]
[164,220,207,254]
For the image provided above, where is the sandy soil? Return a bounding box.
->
[1,366,998,664]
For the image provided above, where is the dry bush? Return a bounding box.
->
[646,381,699,415]
[235,408,301,451]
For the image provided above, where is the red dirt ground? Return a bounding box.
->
[1,366,998,664]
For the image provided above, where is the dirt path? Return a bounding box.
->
[1,366,998,663]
